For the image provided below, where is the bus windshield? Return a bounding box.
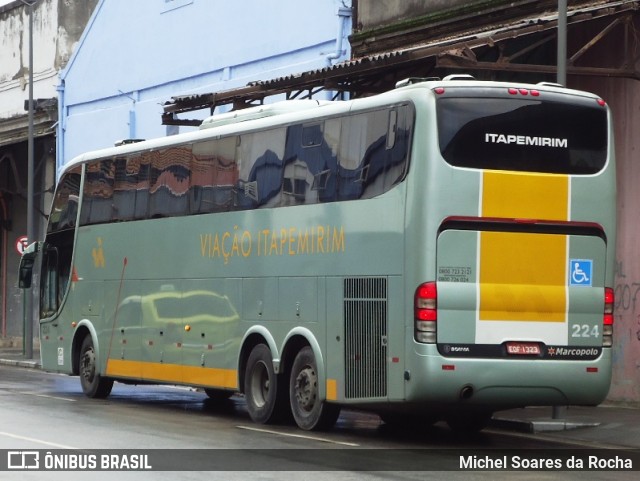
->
[437,96,608,174]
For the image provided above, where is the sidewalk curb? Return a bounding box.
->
[0,357,41,369]
[491,417,600,433]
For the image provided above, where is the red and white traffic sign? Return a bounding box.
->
[15,236,29,256]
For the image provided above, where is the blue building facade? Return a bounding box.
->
[58,0,352,173]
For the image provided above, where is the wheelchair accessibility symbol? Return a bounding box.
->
[570,259,593,287]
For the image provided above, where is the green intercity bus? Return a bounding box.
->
[20,76,616,432]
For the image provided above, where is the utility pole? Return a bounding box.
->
[551,0,569,421]
[23,0,37,359]
[557,0,567,86]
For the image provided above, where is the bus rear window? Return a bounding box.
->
[437,97,607,174]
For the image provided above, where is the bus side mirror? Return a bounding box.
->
[18,242,41,289]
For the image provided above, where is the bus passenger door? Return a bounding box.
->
[40,245,60,319]
[38,244,64,371]
[38,238,75,372]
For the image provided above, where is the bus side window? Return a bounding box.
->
[190,140,217,215]
[134,152,151,219]
[282,160,309,204]
[113,156,136,221]
[337,107,412,201]
[300,121,338,204]
[359,109,395,199]
[149,146,190,218]
[48,167,81,233]
[281,122,337,206]
[215,136,239,212]
[239,129,285,209]
[316,118,339,203]
[384,105,413,190]
[338,113,371,200]
[282,124,305,206]
[81,159,115,225]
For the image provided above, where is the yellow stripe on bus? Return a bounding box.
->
[326,378,338,401]
[481,171,569,221]
[106,359,238,389]
[480,171,569,322]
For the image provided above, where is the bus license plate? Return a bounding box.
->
[506,342,540,355]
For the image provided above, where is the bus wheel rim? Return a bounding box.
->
[294,366,317,412]
[81,348,96,383]
[249,360,270,408]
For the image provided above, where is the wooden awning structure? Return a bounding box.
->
[162,0,640,126]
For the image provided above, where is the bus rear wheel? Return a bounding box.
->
[289,346,340,431]
[79,336,113,399]
[244,344,287,424]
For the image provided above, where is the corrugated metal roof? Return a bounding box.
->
[163,0,639,125]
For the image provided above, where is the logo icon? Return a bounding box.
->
[92,237,105,268]
[8,451,39,470]
[570,259,593,287]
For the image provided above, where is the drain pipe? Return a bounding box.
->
[56,80,66,180]
[0,194,7,338]
[326,1,352,66]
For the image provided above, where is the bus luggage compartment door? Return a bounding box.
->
[435,225,607,359]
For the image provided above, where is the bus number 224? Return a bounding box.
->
[571,324,599,338]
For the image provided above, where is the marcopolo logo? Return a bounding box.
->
[546,346,600,359]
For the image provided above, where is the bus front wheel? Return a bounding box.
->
[244,344,286,424]
[289,346,340,431]
[79,336,113,399]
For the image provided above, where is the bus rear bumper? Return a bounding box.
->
[405,344,612,409]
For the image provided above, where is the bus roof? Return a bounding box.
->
[60,77,603,178]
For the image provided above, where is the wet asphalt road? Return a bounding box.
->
[0,364,636,481]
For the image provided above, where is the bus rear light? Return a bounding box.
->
[603,287,614,346]
[586,367,598,373]
[597,98,606,107]
[434,87,445,95]
[604,287,614,313]
[415,282,437,343]
[415,322,437,342]
[507,87,540,97]
[416,309,437,321]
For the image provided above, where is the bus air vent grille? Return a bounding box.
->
[344,277,388,399]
